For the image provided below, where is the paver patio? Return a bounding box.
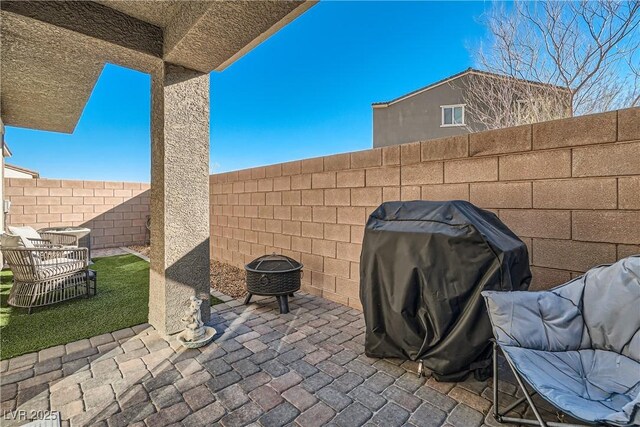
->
[1,292,563,427]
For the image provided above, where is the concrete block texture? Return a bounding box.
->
[210,108,639,305]
[149,63,211,335]
[5,178,149,249]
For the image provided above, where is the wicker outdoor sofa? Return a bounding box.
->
[1,227,94,313]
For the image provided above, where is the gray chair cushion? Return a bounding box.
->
[581,258,640,360]
[503,346,640,425]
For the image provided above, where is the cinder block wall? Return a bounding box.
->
[4,178,150,249]
[211,108,639,310]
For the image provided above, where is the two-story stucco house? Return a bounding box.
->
[372,68,572,148]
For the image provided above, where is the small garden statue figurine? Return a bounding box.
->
[181,296,206,342]
[177,296,216,348]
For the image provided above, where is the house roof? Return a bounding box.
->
[5,163,39,178]
[372,68,571,108]
[0,1,316,133]
[2,140,12,158]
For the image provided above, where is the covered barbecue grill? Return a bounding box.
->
[360,200,531,381]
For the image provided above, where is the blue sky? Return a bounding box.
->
[5,1,491,182]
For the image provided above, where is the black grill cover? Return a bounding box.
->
[360,200,531,381]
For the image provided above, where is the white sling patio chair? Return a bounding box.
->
[483,255,640,427]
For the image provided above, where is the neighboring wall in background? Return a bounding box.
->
[4,178,150,249]
[211,108,640,310]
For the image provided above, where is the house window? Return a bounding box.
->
[441,105,465,126]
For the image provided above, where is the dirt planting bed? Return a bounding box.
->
[127,245,247,298]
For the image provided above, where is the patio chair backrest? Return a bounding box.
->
[580,256,640,362]
[7,225,40,248]
[1,233,42,278]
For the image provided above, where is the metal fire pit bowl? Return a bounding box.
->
[244,253,303,314]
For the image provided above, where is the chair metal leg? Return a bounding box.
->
[493,341,500,421]
[505,351,548,427]
[244,293,252,305]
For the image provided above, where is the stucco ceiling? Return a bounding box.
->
[0,0,315,133]
[95,1,183,28]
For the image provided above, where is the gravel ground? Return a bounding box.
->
[128,245,247,298]
[210,260,247,298]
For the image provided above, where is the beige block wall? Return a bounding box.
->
[4,178,150,249]
[210,108,640,310]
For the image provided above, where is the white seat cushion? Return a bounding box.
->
[35,257,85,280]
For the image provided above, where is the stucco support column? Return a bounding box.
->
[149,63,210,335]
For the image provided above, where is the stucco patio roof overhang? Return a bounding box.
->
[0,0,316,133]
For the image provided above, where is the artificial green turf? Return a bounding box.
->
[0,254,150,360]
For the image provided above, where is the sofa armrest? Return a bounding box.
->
[482,283,587,351]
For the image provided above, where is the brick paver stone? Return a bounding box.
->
[447,403,485,427]
[395,371,426,393]
[371,402,411,427]
[9,353,38,371]
[117,384,149,410]
[1,292,557,427]
[332,402,373,427]
[149,384,183,409]
[296,402,336,427]
[216,383,250,411]
[416,384,458,412]
[58,399,84,420]
[232,359,260,378]
[204,358,232,376]
[38,345,65,361]
[289,359,319,378]
[281,385,318,411]
[239,372,271,393]
[248,385,283,411]
[383,385,422,411]
[175,370,212,393]
[182,401,226,427]
[207,371,242,393]
[50,384,82,409]
[89,333,114,348]
[349,385,388,411]
[220,401,263,427]
[362,372,395,393]
[144,401,190,427]
[316,386,353,412]
[269,370,303,393]
[260,359,289,377]
[448,385,492,413]
[333,372,364,393]
[34,358,61,375]
[183,384,215,411]
[409,402,448,427]
[83,384,114,409]
[258,401,300,427]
